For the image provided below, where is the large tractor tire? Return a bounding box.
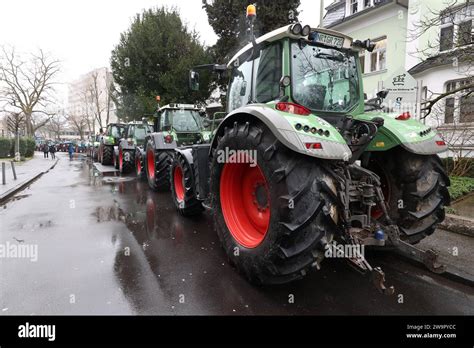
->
[366,147,450,244]
[113,149,119,170]
[135,149,146,180]
[170,152,204,216]
[210,121,339,285]
[101,145,113,165]
[119,147,134,174]
[145,140,171,191]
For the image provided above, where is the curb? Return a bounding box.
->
[0,158,59,204]
[439,214,474,238]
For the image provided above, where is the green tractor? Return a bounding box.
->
[89,134,101,161]
[144,103,211,191]
[98,123,126,166]
[116,121,153,174]
[170,6,450,291]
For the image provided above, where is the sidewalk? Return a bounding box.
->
[417,228,474,284]
[0,151,58,203]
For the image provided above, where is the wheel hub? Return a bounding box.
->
[252,183,269,212]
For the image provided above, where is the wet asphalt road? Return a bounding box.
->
[0,152,473,315]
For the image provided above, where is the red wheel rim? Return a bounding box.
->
[174,165,185,202]
[119,148,123,170]
[147,150,155,180]
[220,162,270,248]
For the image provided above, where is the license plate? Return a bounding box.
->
[313,32,344,48]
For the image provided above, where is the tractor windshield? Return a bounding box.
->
[170,110,203,132]
[290,41,360,114]
[134,125,153,140]
[109,125,125,138]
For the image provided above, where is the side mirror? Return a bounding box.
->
[377,90,389,99]
[364,39,376,52]
[189,70,200,91]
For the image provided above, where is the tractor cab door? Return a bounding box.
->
[158,111,172,132]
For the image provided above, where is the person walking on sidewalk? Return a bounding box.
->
[68,142,74,160]
[43,143,49,158]
[49,143,56,160]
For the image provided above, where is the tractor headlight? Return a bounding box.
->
[291,23,302,35]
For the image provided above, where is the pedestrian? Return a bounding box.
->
[43,143,49,158]
[49,143,56,160]
[68,142,74,160]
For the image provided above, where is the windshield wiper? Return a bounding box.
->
[314,52,345,62]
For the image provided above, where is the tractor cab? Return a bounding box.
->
[154,104,211,145]
[123,121,153,147]
[104,123,126,146]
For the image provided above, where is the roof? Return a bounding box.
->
[159,103,199,110]
[228,25,355,67]
[322,0,395,29]
[408,45,474,75]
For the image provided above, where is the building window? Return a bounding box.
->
[458,20,473,46]
[444,79,474,124]
[364,0,373,8]
[359,37,386,74]
[350,0,358,14]
[359,52,365,73]
[445,97,455,123]
[439,3,473,52]
[440,25,454,51]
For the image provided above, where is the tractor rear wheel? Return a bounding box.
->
[366,147,450,244]
[210,121,339,285]
[145,140,171,191]
[170,152,204,216]
[119,147,134,174]
[101,145,113,165]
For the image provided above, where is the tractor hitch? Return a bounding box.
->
[343,237,395,295]
[385,225,446,274]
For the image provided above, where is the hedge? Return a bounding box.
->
[449,176,474,201]
[0,137,10,157]
[441,157,474,178]
[1,137,36,158]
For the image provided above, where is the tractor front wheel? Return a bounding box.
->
[101,145,113,165]
[145,140,171,191]
[170,152,204,216]
[119,147,134,174]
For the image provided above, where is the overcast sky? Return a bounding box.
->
[0,0,331,102]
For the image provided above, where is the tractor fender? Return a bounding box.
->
[355,113,448,155]
[174,147,194,165]
[119,139,135,151]
[145,132,178,150]
[209,105,352,160]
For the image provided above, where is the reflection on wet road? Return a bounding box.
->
[1,153,473,315]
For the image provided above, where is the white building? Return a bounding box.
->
[67,67,117,138]
[322,0,473,154]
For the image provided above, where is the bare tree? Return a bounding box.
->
[44,113,67,140]
[0,46,60,136]
[88,70,114,130]
[65,112,88,140]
